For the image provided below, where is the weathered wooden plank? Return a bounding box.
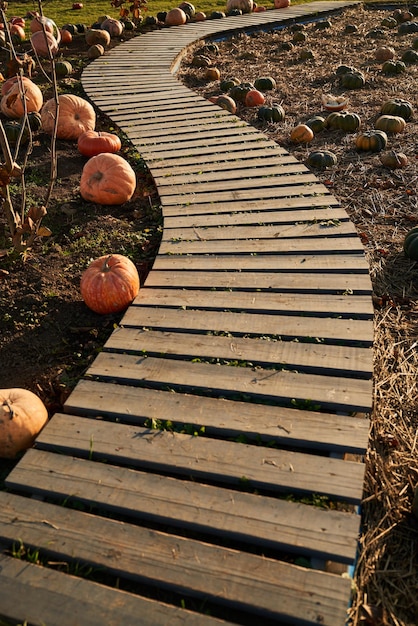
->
[86,352,373,413]
[158,235,365,255]
[151,153,299,177]
[133,129,271,154]
[0,555,230,626]
[155,162,311,187]
[145,269,372,294]
[129,120,262,144]
[6,449,361,563]
[159,172,318,198]
[105,327,372,377]
[122,305,373,343]
[137,138,276,159]
[0,492,352,625]
[35,413,366,502]
[160,195,339,216]
[131,287,374,317]
[152,253,368,272]
[162,220,355,239]
[148,147,297,172]
[65,379,370,453]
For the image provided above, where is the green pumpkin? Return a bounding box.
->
[335,64,357,76]
[305,115,326,133]
[61,23,77,35]
[254,76,276,91]
[381,16,398,28]
[340,70,365,89]
[315,19,332,30]
[210,11,226,18]
[4,121,29,146]
[380,98,413,120]
[280,41,294,51]
[381,60,406,75]
[229,82,254,103]
[306,150,337,170]
[404,226,418,260]
[355,130,388,152]
[220,77,240,92]
[55,60,73,77]
[257,105,286,123]
[375,115,406,134]
[326,111,361,132]
[226,8,242,15]
[401,49,418,64]
[398,21,418,34]
[19,112,42,133]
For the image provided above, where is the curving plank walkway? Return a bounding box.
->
[0,3,374,625]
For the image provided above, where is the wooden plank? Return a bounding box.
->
[158,235,365,255]
[155,162,312,187]
[137,138,276,160]
[128,119,262,143]
[122,305,373,343]
[162,208,350,228]
[86,352,373,413]
[0,492,353,625]
[145,270,372,294]
[0,555,230,626]
[152,253,369,273]
[6,449,361,563]
[132,129,271,153]
[131,287,374,317]
[158,172,318,197]
[151,153,298,177]
[35,413,366,502]
[104,327,372,378]
[161,220,356,240]
[160,195,340,216]
[65,379,370,454]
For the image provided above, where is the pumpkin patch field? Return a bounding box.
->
[0,3,417,623]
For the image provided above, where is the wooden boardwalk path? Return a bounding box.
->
[0,2,374,625]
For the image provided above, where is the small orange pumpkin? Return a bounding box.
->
[0,78,43,119]
[77,129,122,157]
[274,0,291,7]
[245,89,265,107]
[10,23,26,42]
[41,94,96,140]
[80,254,140,315]
[59,28,73,44]
[80,153,136,205]
[290,123,314,144]
[0,388,48,459]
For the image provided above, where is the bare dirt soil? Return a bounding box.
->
[0,5,417,625]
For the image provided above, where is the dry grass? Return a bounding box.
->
[179,5,418,624]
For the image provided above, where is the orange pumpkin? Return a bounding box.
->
[290,123,314,144]
[80,153,136,205]
[77,129,122,157]
[193,11,206,20]
[1,78,43,119]
[41,94,96,140]
[80,254,140,315]
[59,28,73,44]
[165,8,187,25]
[245,89,265,107]
[0,388,48,458]
[274,0,290,7]
[10,24,25,42]
[31,30,59,57]
[1,75,33,97]
[101,17,124,37]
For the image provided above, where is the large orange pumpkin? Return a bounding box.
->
[0,78,43,119]
[165,8,187,25]
[41,94,96,140]
[80,153,136,205]
[1,75,33,97]
[80,254,140,315]
[31,30,59,57]
[77,129,122,157]
[0,388,48,458]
